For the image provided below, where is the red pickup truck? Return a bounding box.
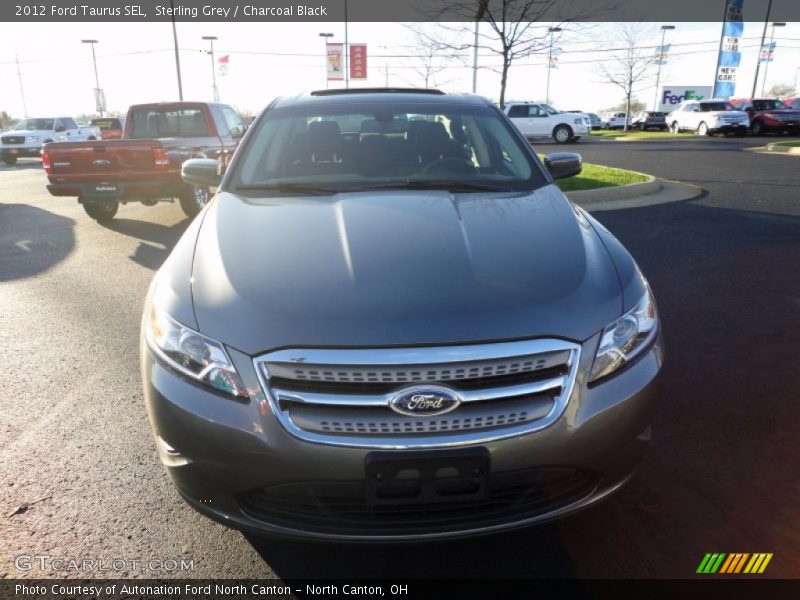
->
[44,102,245,221]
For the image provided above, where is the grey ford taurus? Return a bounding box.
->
[141,89,663,541]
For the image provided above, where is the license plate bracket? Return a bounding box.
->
[365,447,489,507]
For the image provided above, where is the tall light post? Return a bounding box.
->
[319,32,333,88]
[545,27,562,105]
[202,35,219,102]
[169,0,183,100]
[343,0,349,88]
[652,25,675,111]
[760,22,785,96]
[81,39,103,116]
[750,0,773,99]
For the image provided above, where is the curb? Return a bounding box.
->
[566,178,703,212]
[765,143,800,155]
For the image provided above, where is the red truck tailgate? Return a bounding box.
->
[44,139,169,183]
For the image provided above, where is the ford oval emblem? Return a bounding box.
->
[92,159,111,167]
[389,386,461,417]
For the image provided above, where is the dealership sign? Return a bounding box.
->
[658,86,713,112]
[349,44,367,79]
[712,0,744,98]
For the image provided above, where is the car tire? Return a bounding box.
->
[697,122,709,136]
[552,124,572,144]
[750,121,763,136]
[179,185,210,219]
[2,156,17,166]
[82,198,119,222]
[670,122,680,134]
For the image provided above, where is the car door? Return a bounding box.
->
[62,118,81,141]
[528,105,550,136]
[683,103,700,129]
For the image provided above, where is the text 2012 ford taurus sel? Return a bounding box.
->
[141,89,663,541]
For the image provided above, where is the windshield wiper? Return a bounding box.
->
[351,180,513,193]
[234,183,341,195]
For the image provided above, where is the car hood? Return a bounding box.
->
[190,185,623,354]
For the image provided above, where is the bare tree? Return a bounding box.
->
[765,83,796,99]
[403,25,455,88]
[599,23,658,132]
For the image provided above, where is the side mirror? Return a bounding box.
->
[544,152,582,180]
[182,158,222,188]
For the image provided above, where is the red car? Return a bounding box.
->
[783,97,800,110]
[90,117,125,140]
[730,98,800,136]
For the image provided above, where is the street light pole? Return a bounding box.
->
[750,0,773,99]
[760,22,785,97]
[472,20,479,93]
[653,25,675,111]
[202,35,219,102]
[81,39,103,116]
[545,27,561,105]
[169,0,184,101]
[319,32,333,88]
[343,0,349,88]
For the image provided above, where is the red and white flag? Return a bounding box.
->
[217,55,230,76]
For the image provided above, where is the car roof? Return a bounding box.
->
[271,89,493,109]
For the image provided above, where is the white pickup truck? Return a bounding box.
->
[0,117,101,165]
[504,102,590,143]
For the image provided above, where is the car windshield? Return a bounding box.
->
[752,100,782,111]
[15,119,54,130]
[541,104,560,115]
[701,102,732,111]
[232,101,546,195]
[91,118,122,130]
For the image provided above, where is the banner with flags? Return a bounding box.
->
[326,43,343,80]
[217,55,229,76]
[712,0,744,99]
[654,44,671,65]
[548,48,561,69]
[759,41,776,63]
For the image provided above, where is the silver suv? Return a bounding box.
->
[141,89,663,541]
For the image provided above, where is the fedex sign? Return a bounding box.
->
[659,86,713,112]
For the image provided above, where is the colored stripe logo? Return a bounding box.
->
[697,553,773,574]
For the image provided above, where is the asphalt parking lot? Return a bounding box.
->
[1,135,798,579]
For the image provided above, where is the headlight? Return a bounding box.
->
[589,286,658,382]
[145,302,248,399]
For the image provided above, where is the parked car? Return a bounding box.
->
[666,100,749,136]
[729,98,800,136]
[43,102,245,221]
[585,112,602,129]
[504,102,590,143]
[630,111,668,131]
[0,117,100,166]
[600,112,628,130]
[90,116,126,140]
[141,88,663,541]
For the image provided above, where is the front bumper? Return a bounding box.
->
[1,146,42,158]
[142,332,663,542]
[709,123,748,133]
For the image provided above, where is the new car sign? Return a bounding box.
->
[659,86,713,112]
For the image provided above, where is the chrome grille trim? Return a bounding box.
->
[253,339,581,449]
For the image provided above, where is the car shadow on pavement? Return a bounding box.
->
[0,203,75,281]
[0,160,43,172]
[243,199,800,579]
[102,217,190,271]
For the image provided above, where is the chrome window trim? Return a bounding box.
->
[252,338,581,449]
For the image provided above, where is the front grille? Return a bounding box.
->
[237,468,598,536]
[1,136,24,145]
[254,339,580,448]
